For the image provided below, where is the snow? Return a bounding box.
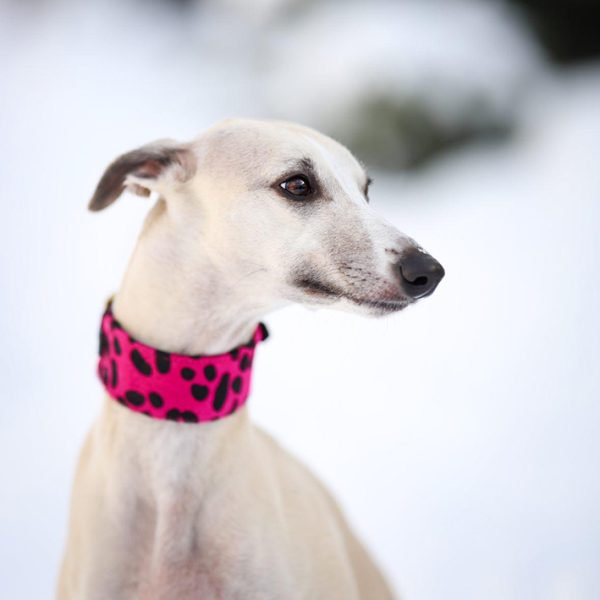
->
[264,0,543,130]
[1,1,599,599]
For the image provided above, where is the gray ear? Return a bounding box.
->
[88,141,194,212]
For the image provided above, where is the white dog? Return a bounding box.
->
[57,119,444,600]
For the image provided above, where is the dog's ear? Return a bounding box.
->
[88,140,195,212]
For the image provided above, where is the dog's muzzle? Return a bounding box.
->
[398,247,445,299]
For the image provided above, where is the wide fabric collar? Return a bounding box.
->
[97,304,268,423]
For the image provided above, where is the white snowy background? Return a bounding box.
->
[1,1,599,599]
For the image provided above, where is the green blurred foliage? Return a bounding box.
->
[332,96,512,171]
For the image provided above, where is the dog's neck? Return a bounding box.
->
[100,202,272,466]
[112,201,276,355]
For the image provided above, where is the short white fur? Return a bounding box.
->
[57,119,440,600]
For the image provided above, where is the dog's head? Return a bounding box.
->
[90,119,443,316]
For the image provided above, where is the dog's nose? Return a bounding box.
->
[398,247,445,299]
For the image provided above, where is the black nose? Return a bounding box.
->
[398,247,445,299]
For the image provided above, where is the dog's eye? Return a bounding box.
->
[280,175,312,198]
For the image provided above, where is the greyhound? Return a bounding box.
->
[57,118,444,600]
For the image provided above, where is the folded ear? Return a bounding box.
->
[88,140,195,212]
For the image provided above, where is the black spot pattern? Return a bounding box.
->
[259,323,269,340]
[111,359,118,388]
[181,411,199,423]
[125,390,145,406]
[149,392,164,408]
[155,350,171,374]
[181,367,196,381]
[213,374,229,411]
[130,349,152,376]
[191,384,209,401]
[166,409,181,421]
[99,306,269,424]
[99,331,109,356]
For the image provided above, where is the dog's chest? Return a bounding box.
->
[91,407,360,600]
[110,464,293,599]
[130,503,295,600]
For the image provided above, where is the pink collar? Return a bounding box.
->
[97,305,268,423]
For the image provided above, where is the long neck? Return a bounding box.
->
[112,201,275,355]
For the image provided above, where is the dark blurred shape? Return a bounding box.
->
[333,96,511,171]
[509,0,600,63]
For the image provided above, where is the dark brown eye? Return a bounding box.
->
[280,175,312,198]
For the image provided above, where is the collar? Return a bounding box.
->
[97,304,268,423]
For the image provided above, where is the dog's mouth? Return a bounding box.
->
[293,276,411,315]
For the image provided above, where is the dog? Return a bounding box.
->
[57,118,444,600]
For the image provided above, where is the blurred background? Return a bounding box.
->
[1,0,599,598]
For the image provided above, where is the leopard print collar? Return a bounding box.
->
[97,304,268,423]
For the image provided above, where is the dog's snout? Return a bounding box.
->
[398,247,445,299]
